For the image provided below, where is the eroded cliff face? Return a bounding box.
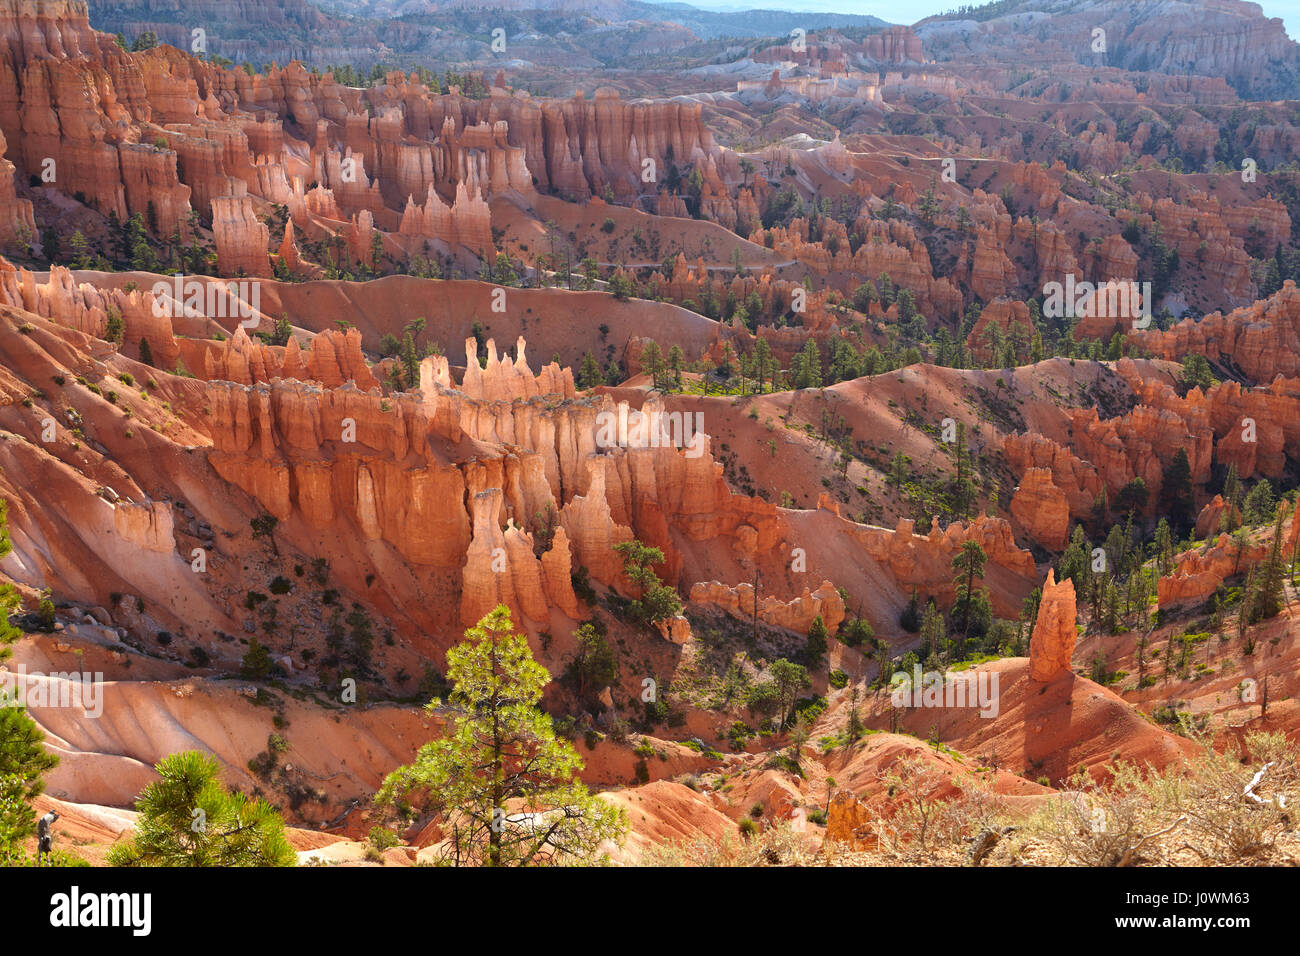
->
[1134,281,1300,385]
[0,2,750,283]
[1157,532,1270,609]
[688,579,845,635]
[189,322,1047,643]
[753,26,924,68]
[0,124,32,246]
[1010,468,1069,552]
[997,350,1300,555]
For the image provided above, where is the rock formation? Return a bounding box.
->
[688,579,845,635]
[212,194,271,277]
[1010,468,1069,551]
[0,125,33,247]
[1134,282,1300,385]
[1028,570,1076,682]
[1157,533,1269,609]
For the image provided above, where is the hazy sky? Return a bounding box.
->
[679,0,1300,39]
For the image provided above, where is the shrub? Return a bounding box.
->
[839,617,874,647]
[368,825,399,851]
[241,638,272,680]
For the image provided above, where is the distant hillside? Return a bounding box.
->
[87,0,893,70]
[626,2,888,38]
[918,0,1300,99]
[313,0,888,37]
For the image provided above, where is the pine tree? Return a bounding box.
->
[667,344,685,391]
[0,772,33,862]
[639,339,664,389]
[769,658,811,730]
[108,751,295,866]
[240,638,272,680]
[950,421,975,517]
[375,606,626,865]
[952,539,988,654]
[1223,462,1241,513]
[41,227,61,265]
[576,350,602,390]
[0,698,59,840]
[569,622,618,700]
[920,601,947,666]
[613,539,682,624]
[1154,518,1174,575]
[1252,505,1287,622]
[794,339,822,389]
[1243,479,1276,526]
[0,499,25,660]
[266,315,292,347]
[1160,447,1195,532]
[805,614,828,665]
[751,338,772,392]
[1239,565,1257,644]
[68,230,91,269]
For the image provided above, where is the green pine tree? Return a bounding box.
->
[1252,505,1288,622]
[108,751,295,866]
[0,698,59,856]
[805,614,828,666]
[0,499,25,660]
[375,605,626,866]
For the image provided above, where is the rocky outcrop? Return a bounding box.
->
[1003,432,1104,520]
[495,88,718,202]
[966,297,1030,364]
[688,579,845,635]
[111,500,173,553]
[459,486,578,626]
[457,336,575,403]
[397,182,491,255]
[558,459,634,590]
[822,514,1038,623]
[1195,494,1239,538]
[1157,533,1268,609]
[197,326,377,389]
[964,227,1018,303]
[0,124,33,247]
[757,215,963,321]
[825,789,877,851]
[1010,468,1069,551]
[753,26,923,67]
[1133,281,1300,385]
[212,194,270,277]
[1028,570,1076,683]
